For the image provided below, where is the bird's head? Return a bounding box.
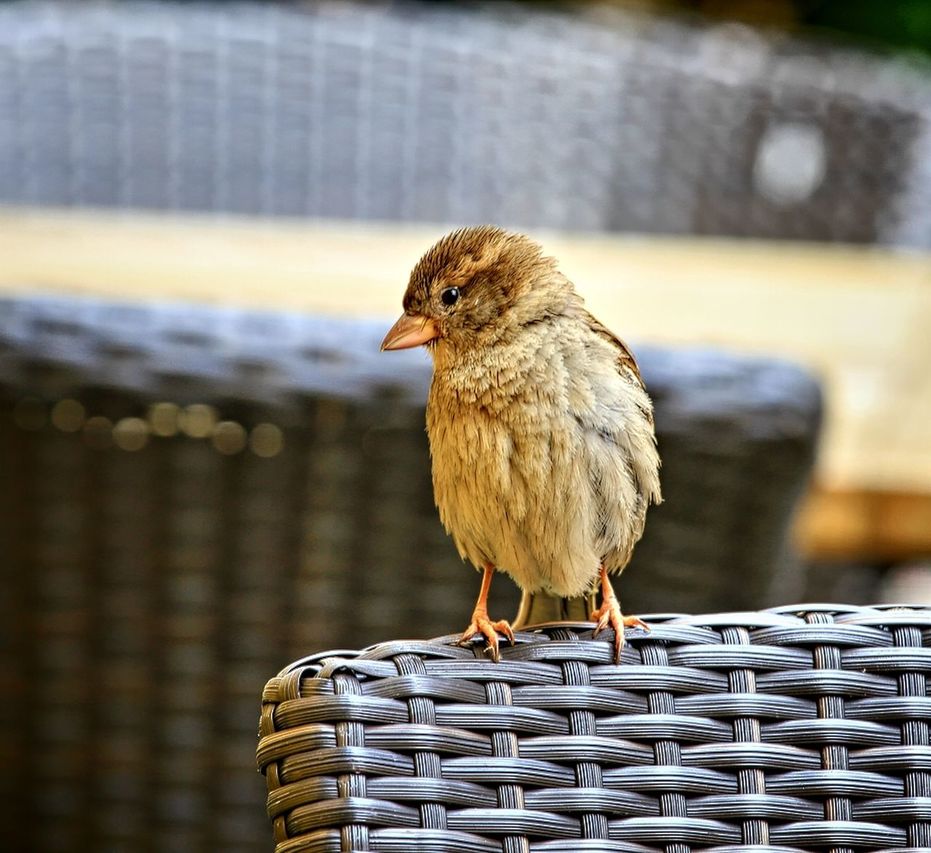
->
[380,225,575,354]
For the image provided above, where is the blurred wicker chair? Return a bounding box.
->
[258,605,931,852]
[0,293,821,852]
[1,0,929,246]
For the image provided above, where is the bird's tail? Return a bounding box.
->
[512,590,597,629]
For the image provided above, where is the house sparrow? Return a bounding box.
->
[381,226,661,662]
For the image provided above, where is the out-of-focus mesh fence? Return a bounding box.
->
[0,0,929,245]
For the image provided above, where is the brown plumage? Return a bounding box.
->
[381,226,662,662]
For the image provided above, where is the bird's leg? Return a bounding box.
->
[457,563,515,662]
[590,565,649,663]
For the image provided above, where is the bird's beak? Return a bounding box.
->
[380,313,440,351]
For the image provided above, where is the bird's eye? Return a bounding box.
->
[440,287,460,307]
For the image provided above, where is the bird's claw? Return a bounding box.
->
[458,613,515,662]
[591,601,649,664]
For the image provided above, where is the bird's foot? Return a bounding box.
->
[457,610,515,663]
[591,599,649,664]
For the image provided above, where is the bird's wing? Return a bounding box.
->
[578,309,653,426]
[580,307,644,378]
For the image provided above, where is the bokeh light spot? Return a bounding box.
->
[51,398,86,432]
[212,421,247,455]
[149,402,180,437]
[179,404,217,439]
[114,417,150,452]
[250,423,284,458]
[83,416,113,449]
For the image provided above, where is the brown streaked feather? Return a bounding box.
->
[578,308,653,427]
[578,310,642,384]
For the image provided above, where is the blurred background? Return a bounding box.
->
[0,1,929,851]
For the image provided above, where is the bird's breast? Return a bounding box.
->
[423,322,659,596]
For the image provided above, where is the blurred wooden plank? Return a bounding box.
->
[1,206,929,559]
[797,487,931,561]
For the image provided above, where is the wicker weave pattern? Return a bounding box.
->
[1,1,929,245]
[0,294,822,621]
[1,295,820,852]
[258,605,931,852]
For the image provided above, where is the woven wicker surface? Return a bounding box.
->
[258,605,931,852]
[0,295,820,852]
[0,294,822,620]
[1,0,930,245]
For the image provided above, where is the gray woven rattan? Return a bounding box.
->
[258,605,931,852]
[2,0,931,245]
[0,294,821,852]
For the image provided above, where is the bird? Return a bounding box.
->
[380,226,662,663]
